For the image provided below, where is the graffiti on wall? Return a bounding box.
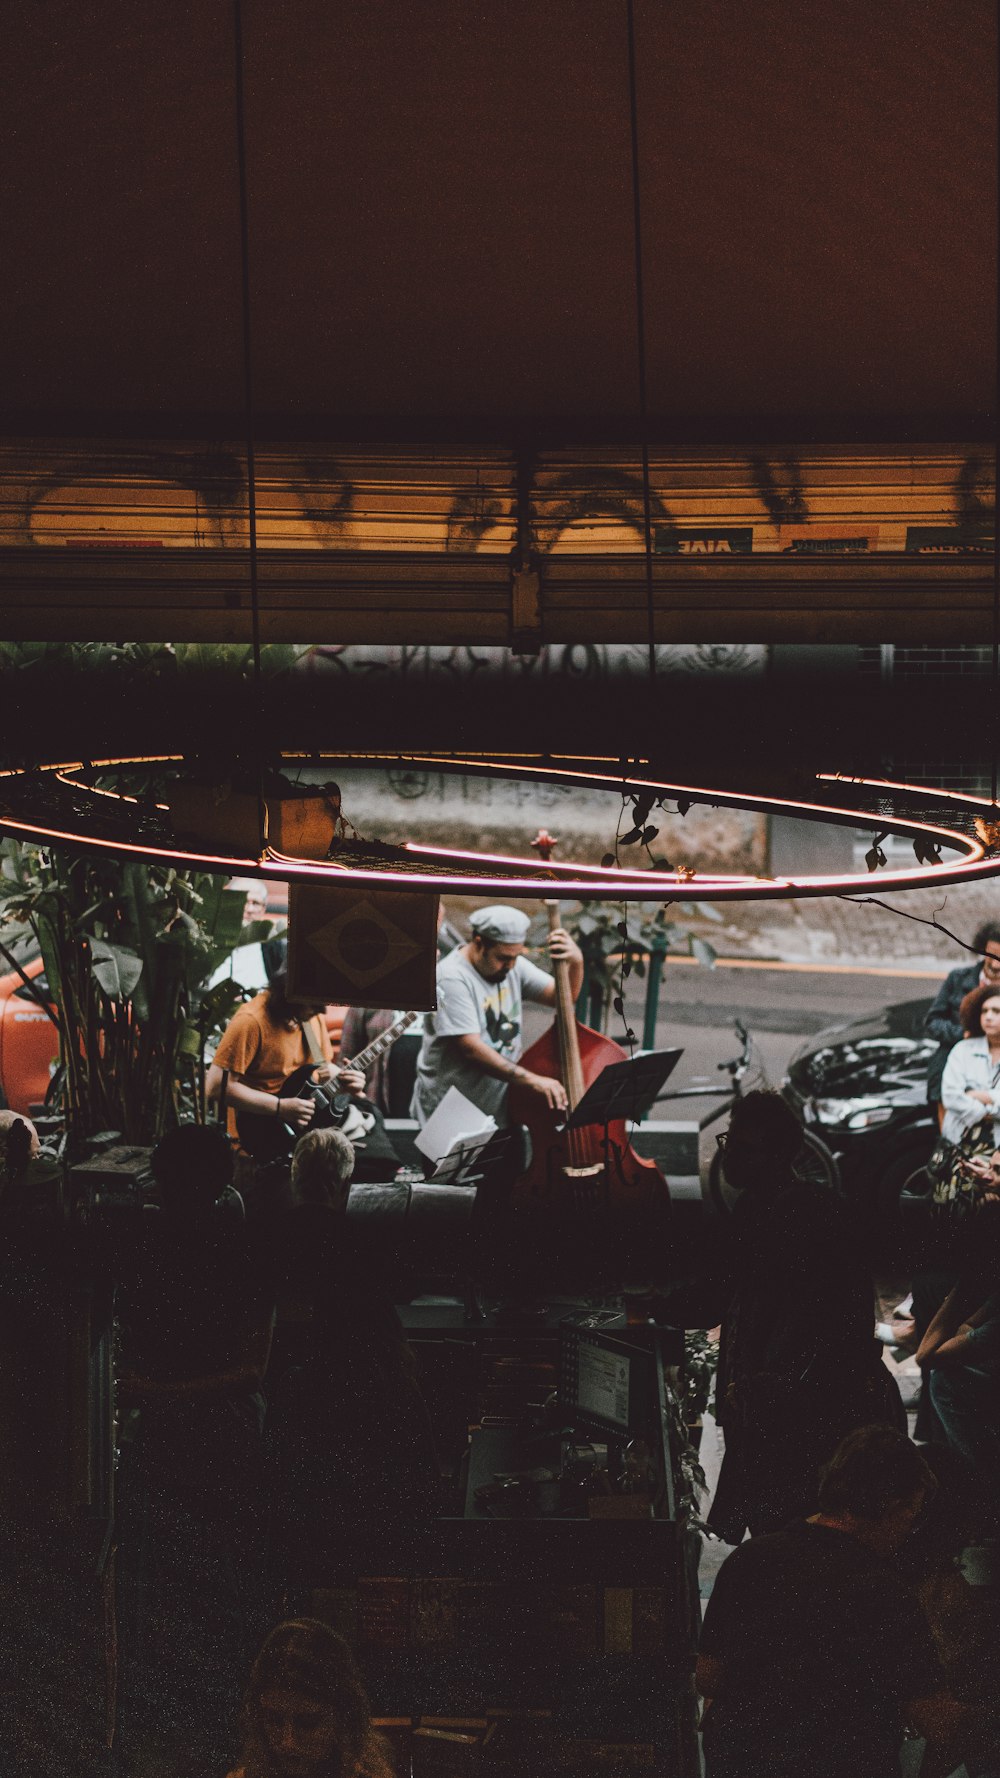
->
[301,639,765,683]
[332,763,768,875]
[0,445,993,556]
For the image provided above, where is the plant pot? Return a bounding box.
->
[165,783,260,858]
[165,782,342,862]
[267,791,342,860]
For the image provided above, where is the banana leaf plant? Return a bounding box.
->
[0,840,271,1154]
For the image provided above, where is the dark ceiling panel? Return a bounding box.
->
[240,0,639,422]
[1,0,994,437]
[636,0,997,426]
[4,0,244,421]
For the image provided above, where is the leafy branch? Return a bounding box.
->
[836,894,991,960]
[0,840,271,1152]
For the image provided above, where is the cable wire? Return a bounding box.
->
[625,0,657,685]
[982,10,989,807]
[994,85,1000,808]
[232,0,267,857]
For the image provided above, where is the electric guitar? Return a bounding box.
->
[235,1009,420,1163]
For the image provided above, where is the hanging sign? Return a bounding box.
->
[905,525,995,555]
[654,527,753,554]
[286,884,439,1010]
[778,525,879,554]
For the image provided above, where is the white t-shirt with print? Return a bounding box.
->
[411,947,552,1126]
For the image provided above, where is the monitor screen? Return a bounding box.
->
[559,1320,651,1439]
[576,1340,631,1432]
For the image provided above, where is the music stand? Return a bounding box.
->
[564,1048,683,1131]
[431,1125,518,1186]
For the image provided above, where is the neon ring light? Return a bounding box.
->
[0,752,997,900]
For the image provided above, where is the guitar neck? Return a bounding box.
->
[343,1009,419,1074]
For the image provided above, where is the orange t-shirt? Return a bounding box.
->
[212,992,333,1095]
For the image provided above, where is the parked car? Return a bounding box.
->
[782,998,938,1214]
[0,955,59,1116]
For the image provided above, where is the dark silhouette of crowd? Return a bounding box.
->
[109,1120,439,1776]
[663,1089,999,1777]
[97,1083,999,1777]
[698,1425,999,1777]
[663,1090,902,1539]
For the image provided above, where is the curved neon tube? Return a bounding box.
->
[0,753,995,901]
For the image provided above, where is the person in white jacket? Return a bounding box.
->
[940,982,1000,1146]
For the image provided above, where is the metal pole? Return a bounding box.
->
[588,973,606,1032]
[642,928,669,1051]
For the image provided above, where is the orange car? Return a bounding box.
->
[0,956,60,1116]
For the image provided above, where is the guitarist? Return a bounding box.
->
[206,972,367,1156]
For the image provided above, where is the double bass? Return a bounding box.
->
[508,900,670,1212]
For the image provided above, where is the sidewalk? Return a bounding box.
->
[696,879,1000,971]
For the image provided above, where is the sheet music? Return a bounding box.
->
[414,1085,497,1165]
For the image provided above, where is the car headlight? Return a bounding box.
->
[813,1098,896,1131]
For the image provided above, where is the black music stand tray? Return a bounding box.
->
[564,1048,683,1130]
[431,1125,519,1186]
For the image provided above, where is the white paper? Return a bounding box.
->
[414,1085,496,1164]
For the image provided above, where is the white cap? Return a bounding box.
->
[469,905,531,944]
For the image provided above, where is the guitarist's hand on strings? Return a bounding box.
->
[333,1067,366,1096]
[281,1094,318,1132]
[309,1061,365,1096]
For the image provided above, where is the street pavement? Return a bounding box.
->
[528,953,940,1086]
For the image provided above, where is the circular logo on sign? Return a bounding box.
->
[388,769,430,799]
[339,917,391,973]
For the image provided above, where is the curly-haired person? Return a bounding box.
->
[228,1619,395,1778]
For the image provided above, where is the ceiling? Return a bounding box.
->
[4,0,996,444]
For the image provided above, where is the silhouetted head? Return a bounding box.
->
[817,1424,936,1553]
[720,1089,803,1192]
[151,1122,234,1218]
[0,1110,39,1194]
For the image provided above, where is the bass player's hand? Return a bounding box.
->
[547,926,582,966]
[278,1094,317,1131]
[521,1069,569,1113]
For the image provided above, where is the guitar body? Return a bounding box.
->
[235,1065,317,1164]
[232,1008,419,1165]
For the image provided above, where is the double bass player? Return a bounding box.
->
[411,904,583,1130]
[413,902,667,1213]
